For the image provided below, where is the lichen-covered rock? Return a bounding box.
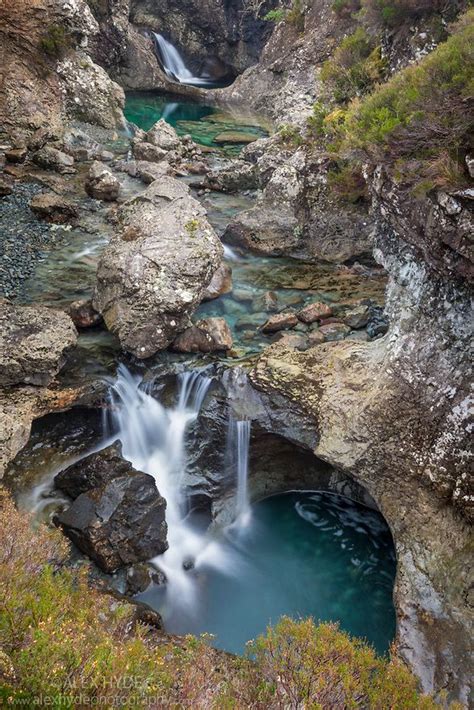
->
[93,176,223,358]
[132,140,168,163]
[224,150,373,264]
[54,443,168,573]
[171,317,232,353]
[146,119,180,151]
[246,177,473,702]
[85,161,121,201]
[0,0,125,139]
[203,160,258,193]
[0,300,77,387]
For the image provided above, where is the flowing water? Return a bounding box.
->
[153,33,221,87]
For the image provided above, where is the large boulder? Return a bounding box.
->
[93,177,223,358]
[85,161,121,201]
[224,149,374,264]
[0,301,77,387]
[54,443,168,573]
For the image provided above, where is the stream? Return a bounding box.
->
[5,92,396,657]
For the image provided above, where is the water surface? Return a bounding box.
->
[139,491,396,655]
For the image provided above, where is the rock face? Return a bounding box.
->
[0,301,77,387]
[85,161,121,201]
[0,0,125,140]
[224,149,373,264]
[54,443,168,573]
[245,176,473,702]
[93,177,223,358]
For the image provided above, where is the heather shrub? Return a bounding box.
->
[361,0,447,29]
[40,25,71,58]
[321,26,387,103]
[329,10,474,189]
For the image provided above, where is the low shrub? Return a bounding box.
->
[328,10,474,190]
[361,0,447,29]
[39,25,71,59]
[264,8,286,22]
[320,27,387,103]
[332,0,362,17]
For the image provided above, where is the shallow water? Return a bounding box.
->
[139,491,397,655]
[125,92,270,154]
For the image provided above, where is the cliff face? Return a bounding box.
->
[247,175,473,701]
[0,0,125,139]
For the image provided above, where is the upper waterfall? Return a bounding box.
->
[152,32,218,87]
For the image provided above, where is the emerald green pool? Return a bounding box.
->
[139,491,397,656]
[124,92,270,153]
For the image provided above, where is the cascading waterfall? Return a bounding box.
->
[106,365,231,610]
[153,32,214,87]
[228,419,251,525]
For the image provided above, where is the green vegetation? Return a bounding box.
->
[39,25,70,59]
[0,491,463,707]
[278,123,304,147]
[332,0,361,17]
[333,11,473,187]
[264,8,286,22]
[361,0,447,29]
[264,1,306,30]
[320,26,387,103]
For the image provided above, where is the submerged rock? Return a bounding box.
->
[85,161,121,201]
[54,443,168,573]
[0,300,77,387]
[262,312,298,333]
[171,317,233,353]
[202,263,232,301]
[93,177,223,358]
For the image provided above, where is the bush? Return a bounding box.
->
[320,27,387,103]
[39,25,70,59]
[362,0,448,29]
[264,8,286,22]
[331,10,474,190]
[332,0,361,17]
[287,0,306,31]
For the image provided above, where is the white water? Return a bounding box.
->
[153,32,211,86]
[107,365,233,609]
[230,419,251,526]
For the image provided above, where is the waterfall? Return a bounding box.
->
[107,365,230,608]
[229,419,251,525]
[152,32,216,87]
